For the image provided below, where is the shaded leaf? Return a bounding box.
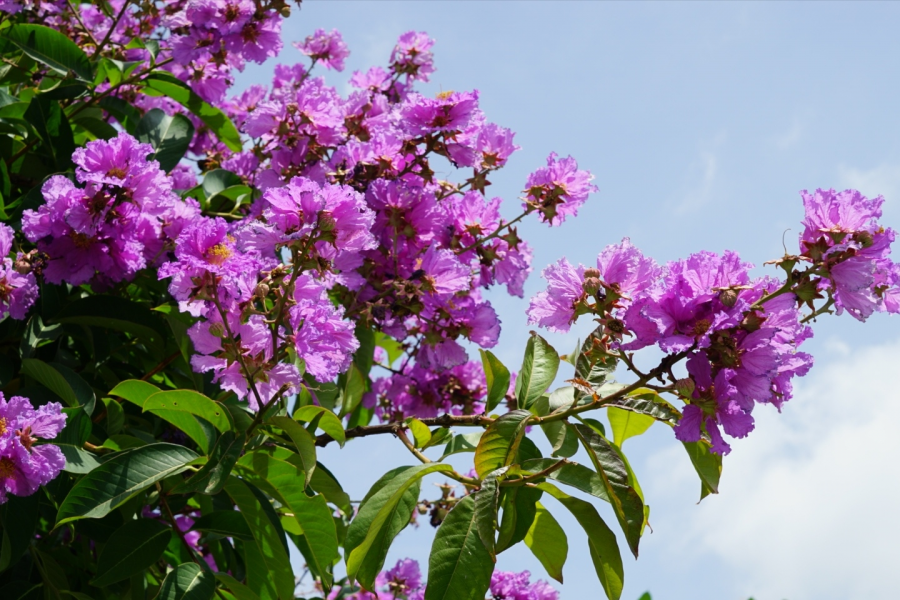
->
[155,563,215,600]
[480,349,510,413]
[423,495,493,600]
[683,440,721,501]
[496,486,541,554]
[191,511,253,541]
[56,443,198,525]
[136,108,194,172]
[23,94,75,170]
[268,416,316,486]
[439,431,482,460]
[92,518,171,586]
[4,24,92,81]
[178,430,242,493]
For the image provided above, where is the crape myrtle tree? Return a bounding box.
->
[0,1,896,599]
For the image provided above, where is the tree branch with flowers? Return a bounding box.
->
[0,3,896,600]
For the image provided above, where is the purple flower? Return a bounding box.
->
[0,394,66,505]
[295,28,350,71]
[527,258,585,333]
[595,237,661,302]
[417,246,471,296]
[489,570,558,600]
[400,91,480,136]
[390,31,435,82]
[0,224,37,320]
[524,152,597,226]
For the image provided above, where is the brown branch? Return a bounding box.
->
[315,413,494,447]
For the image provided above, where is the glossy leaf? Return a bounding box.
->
[136,108,194,172]
[347,463,452,588]
[143,72,242,151]
[606,388,681,426]
[144,390,233,432]
[56,443,198,525]
[572,424,644,557]
[224,478,294,600]
[537,483,623,600]
[524,502,567,583]
[237,451,339,589]
[108,379,160,408]
[608,407,655,446]
[439,431,482,459]
[179,430,242,493]
[268,416,317,486]
[21,358,91,409]
[215,574,261,600]
[514,333,559,410]
[155,563,215,600]
[480,349,510,412]
[423,495,494,600]
[338,363,367,418]
[293,405,345,446]
[472,467,508,556]
[405,418,432,449]
[495,486,542,553]
[474,409,531,478]
[92,518,171,586]
[4,25,92,81]
[683,440,721,500]
[58,444,100,474]
[191,511,253,541]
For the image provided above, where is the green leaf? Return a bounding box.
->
[201,169,242,198]
[58,406,91,446]
[534,387,579,458]
[374,332,404,365]
[73,116,117,140]
[23,94,74,170]
[151,409,215,454]
[309,462,352,516]
[58,444,101,474]
[136,108,194,172]
[143,72,242,151]
[21,359,94,410]
[606,389,681,426]
[480,349,510,413]
[423,495,494,600]
[405,418,432,449]
[191,511,253,541]
[92,518,172,586]
[439,431,482,460]
[178,430,242,493]
[338,363,367,418]
[420,426,452,450]
[537,483,623,600]
[474,409,531,478]
[524,502,567,583]
[4,24,92,81]
[224,478,294,600]
[268,416,317,486]
[472,467,508,556]
[293,406,345,446]
[683,440,721,500]
[96,96,141,134]
[56,443,199,525]
[108,379,160,408]
[237,452,338,590]
[574,326,617,398]
[0,494,40,572]
[608,407,655,446]
[215,574,260,600]
[143,390,234,433]
[347,463,452,588]
[55,295,168,351]
[102,397,124,435]
[572,424,644,558]
[514,333,560,410]
[155,563,215,600]
[496,486,541,553]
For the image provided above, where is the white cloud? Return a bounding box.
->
[646,340,900,600]
[675,132,726,214]
[838,162,900,208]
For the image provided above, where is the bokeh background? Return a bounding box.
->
[235,3,900,599]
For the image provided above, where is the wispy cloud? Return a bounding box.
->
[645,340,900,600]
[675,131,726,214]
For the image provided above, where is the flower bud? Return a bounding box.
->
[719,289,738,308]
[582,277,601,295]
[209,322,226,338]
[318,212,337,232]
[675,377,695,398]
[583,267,600,279]
[14,257,31,275]
[280,5,291,17]
[254,283,270,298]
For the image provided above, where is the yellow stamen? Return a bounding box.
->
[205,244,232,265]
[0,457,15,479]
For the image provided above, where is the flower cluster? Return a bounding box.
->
[364,361,487,421]
[22,133,199,290]
[798,188,900,320]
[0,223,38,320]
[0,393,66,504]
[325,559,557,600]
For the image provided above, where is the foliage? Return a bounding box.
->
[0,2,897,600]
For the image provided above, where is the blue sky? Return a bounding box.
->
[235,3,900,599]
